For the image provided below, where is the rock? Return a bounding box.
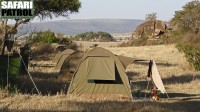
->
[133,20,171,39]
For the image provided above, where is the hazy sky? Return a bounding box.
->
[66,0,191,21]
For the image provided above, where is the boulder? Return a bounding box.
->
[133,20,170,39]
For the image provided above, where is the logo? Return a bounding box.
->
[0,0,34,19]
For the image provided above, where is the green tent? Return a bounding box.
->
[53,49,84,81]
[67,47,134,99]
[59,50,84,81]
[53,49,75,70]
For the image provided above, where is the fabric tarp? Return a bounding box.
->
[87,57,115,80]
[117,55,136,69]
[152,60,166,94]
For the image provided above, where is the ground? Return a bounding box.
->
[0,43,200,112]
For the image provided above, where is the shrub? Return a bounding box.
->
[176,33,200,70]
[56,38,72,45]
[75,31,114,41]
[29,30,72,45]
[169,1,200,70]
[31,43,55,60]
[30,30,57,44]
[66,42,78,50]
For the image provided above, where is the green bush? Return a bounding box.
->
[170,1,200,71]
[30,30,57,43]
[176,34,200,70]
[56,38,72,45]
[29,30,72,46]
[75,31,114,41]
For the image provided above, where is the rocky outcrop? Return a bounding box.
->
[133,20,171,39]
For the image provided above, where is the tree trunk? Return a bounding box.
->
[153,20,156,38]
[1,34,8,55]
[1,40,6,55]
[0,19,8,55]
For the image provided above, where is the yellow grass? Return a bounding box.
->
[1,44,200,112]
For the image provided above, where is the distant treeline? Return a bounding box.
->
[74,31,114,42]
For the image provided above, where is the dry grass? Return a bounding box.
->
[1,44,200,112]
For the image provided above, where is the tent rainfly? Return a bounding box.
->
[53,49,75,70]
[67,47,134,99]
[53,49,84,80]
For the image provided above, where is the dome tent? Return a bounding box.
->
[67,47,134,99]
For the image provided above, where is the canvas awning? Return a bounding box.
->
[117,55,136,69]
[152,60,166,94]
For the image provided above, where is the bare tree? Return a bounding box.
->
[145,12,157,38]
[145,12,157,21]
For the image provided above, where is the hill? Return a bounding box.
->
[17,19,144,35]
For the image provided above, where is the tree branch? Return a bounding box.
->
[8,19,30,33]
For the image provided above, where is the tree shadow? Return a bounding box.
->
[29,71,59,79]
[134,61,177,67]
[163,73,200,84]
[1,100,200,112]
[126,71,141,80]
[131,80,200,101]
[18,72,70,95]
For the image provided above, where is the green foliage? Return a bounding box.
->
[176,34,200,70]
[75,31,114,42]
[31,30,57,43]
[171,0,200,70]
[56,38,73,45]
[171,0,200,35]
[29,30,72,45]
[34,0,81,19]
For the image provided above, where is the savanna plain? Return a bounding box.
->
[1,42,200,112]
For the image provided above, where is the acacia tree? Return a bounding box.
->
[0,0,81,55]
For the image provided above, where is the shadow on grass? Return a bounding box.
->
[19,71,70,95]
[131,80,200,100]
[1,100,200,112]
[126,71,141,80]
[163,73,200,84]
[29,71,59,79]
[134,61,177,67]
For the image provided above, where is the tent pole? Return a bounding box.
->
[18,51,41,95]
[166,92,170,99]
[6,52,10,88]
